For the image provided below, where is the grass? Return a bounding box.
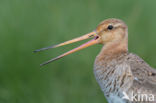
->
[0,0,156,103]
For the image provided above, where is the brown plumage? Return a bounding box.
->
[34,18,156,103]
[94,19,156,103]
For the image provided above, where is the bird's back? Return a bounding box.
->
[94,52,156,103]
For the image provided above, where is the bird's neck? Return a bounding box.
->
[96,39,128,62]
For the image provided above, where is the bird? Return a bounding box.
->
[34,18,156,103]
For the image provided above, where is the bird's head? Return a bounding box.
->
[34,18,128,66]
[96,19,128,45]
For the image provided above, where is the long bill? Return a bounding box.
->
[40,36,100,66]
[33,31,96,53]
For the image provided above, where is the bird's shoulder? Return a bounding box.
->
[125,53,156,77]
[124,53,156,93]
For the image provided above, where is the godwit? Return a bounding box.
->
[34,18,156,103]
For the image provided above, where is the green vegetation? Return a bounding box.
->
[0,0,156,103]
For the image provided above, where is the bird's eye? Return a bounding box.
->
[107,25,113,30]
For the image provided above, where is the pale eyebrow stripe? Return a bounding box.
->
[114,23,122,27]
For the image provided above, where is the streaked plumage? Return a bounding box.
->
[34,18,156,103]
[94,19,156,103]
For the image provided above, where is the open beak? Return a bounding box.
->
[34,31,100,66]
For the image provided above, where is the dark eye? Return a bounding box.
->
[107,25,113,30]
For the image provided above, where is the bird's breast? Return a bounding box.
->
[93,54,134,100]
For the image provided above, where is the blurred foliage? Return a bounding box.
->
[0,0,156,103]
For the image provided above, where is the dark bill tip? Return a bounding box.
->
[40,56,62,66]
[33,45,56,53]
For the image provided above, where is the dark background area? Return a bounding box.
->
[0,0,156,103]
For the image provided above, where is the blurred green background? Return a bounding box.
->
[0,0,156,103]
